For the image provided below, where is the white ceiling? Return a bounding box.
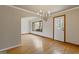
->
[15,5,78,14]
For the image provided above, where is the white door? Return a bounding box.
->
[54,16,65,42]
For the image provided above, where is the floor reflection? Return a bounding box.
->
[6,34,79,54]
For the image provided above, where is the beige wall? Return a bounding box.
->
[0,6,42,50]
[0,6,22,50]
[52,7,79,45]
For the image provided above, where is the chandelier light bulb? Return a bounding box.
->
[39,10,42,13]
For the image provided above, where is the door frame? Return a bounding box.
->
[53,15,66,42]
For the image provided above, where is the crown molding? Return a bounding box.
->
[54,6,79,15]
[7,5,40,16]
[7,5,79,17]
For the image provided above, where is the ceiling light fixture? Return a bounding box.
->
[39,10,51,21]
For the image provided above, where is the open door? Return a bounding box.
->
[53,15,66,42]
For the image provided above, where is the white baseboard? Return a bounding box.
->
[21,33,30,35]
[0,44,21,51]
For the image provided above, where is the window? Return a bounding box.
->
[32,21,43,32]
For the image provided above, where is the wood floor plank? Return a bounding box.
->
[6,34,79,54]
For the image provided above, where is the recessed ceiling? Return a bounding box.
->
[15,5,78,15]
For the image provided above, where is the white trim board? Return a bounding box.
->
[53,6,79,15]
[0,44,20,51]
[7,5,40,16]
[7,5,79,17]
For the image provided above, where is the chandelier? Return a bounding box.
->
[39,10,51,21]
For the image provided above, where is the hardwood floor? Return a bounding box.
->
[6,34,79,54]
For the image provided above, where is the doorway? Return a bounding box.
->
[53,15,66,42]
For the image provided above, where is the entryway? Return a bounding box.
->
[53,15,66,42]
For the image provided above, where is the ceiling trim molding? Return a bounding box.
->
[7,5,40,16]
[7,5,79,17]
[53,6,79,15]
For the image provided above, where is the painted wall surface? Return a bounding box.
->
[0,6,22,50]
[30,18,53,39]
[21,17,30,34]
[52,7,79,45]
